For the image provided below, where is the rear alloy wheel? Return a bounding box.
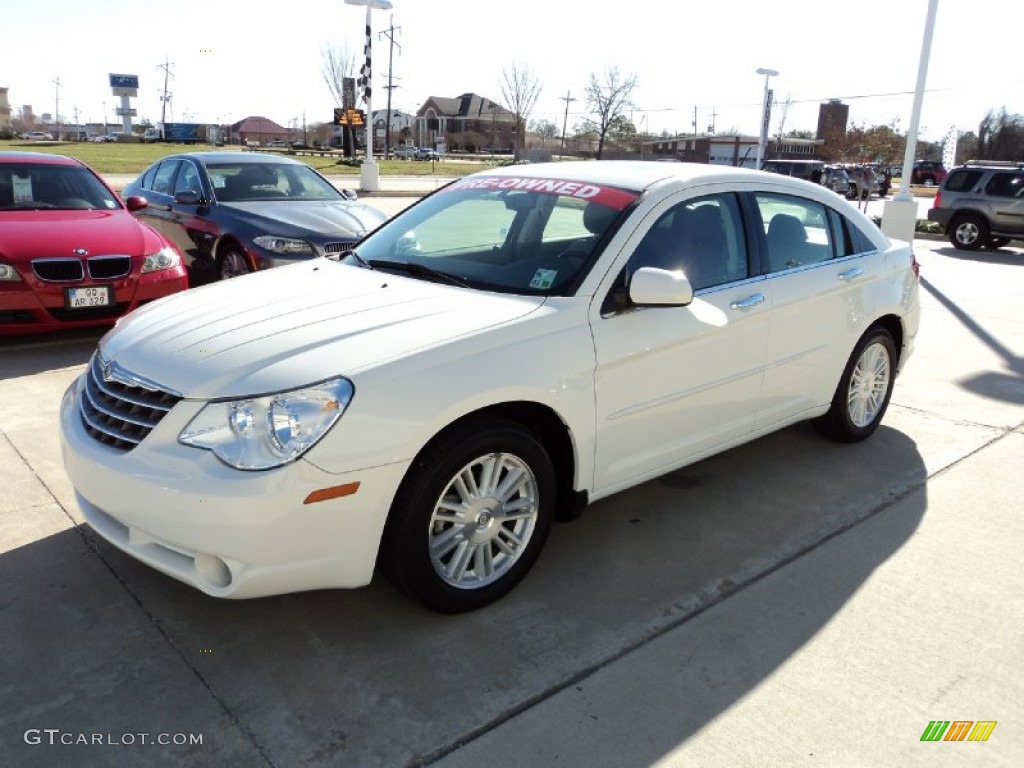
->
[949,214,988,251]
[218,247,251,279]
[816,329,897,443]
[381,420,556,613]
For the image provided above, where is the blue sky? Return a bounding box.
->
[3,0,1021,141]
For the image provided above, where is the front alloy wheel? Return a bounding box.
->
[816,328,897,442]
[219,247,252,279]
[382,419,556,613]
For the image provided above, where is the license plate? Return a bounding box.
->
[66,286,113,309]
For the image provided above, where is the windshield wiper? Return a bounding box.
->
[367,260,469,288]
[343,249,374,270]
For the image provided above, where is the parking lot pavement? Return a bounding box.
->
[1,239,1021,767]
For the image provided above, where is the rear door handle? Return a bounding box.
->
[729,293,765,310]
[838,267,863,281]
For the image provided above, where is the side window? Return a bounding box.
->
[985,172,1024,198]
[944,170,983,192]
[173,161,201,196]
[150,160,180,196]
[755,193,834,273]
[828,208,877,257]
[139,165,159,192]
[628,193,748,291]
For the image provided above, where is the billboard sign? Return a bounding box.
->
[109,73,139,97]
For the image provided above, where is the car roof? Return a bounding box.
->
[479,160,777,193]
[0,151,81,166]
[159,151,306,166]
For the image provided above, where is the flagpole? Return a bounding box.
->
[345,0,392,192]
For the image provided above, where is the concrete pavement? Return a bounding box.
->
[1,234,1021,766]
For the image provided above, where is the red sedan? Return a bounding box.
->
[0,152,188,336]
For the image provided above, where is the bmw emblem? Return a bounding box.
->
[73,247,89,256]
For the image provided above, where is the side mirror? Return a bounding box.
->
[341,188,358,201]
[629,267,694,307]
[123,195,149,212]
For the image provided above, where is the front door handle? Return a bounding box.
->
[730,293,765,310]
[838,267,863,281]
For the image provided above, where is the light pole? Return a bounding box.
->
[345,0,393,192]
[754,67,778,170]
[882,0,940,243]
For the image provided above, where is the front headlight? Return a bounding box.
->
[141,246,181,274]
[0,263,22,281]
[252,235,315,255]
[179,378,354,470]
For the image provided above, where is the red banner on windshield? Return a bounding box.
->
[444,175,639,211]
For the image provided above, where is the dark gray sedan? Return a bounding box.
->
[122,152,389,282]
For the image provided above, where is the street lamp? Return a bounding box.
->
[344,0,393,192]
[755,67,778,170]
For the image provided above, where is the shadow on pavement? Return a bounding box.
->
[0,329,101,381]
[1,422,927,767]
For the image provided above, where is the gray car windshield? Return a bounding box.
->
[209,163,343,203]
[346,176,638,295]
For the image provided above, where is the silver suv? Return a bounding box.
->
[927,161,1024,250]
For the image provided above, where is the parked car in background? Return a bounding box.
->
[393,146,417,159]
[842,165,880,200]
[22,131,54,141]
[0,152,188,335]
[910,160,947,187]
[760,159,825,183]
[59,161,921,613]
[121,152,389,281]
[415,147,440,161]
[927,160,1024,250]
[820,165,851,195]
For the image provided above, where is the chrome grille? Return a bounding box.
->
[33,258,84,282]
[79,355,182,451]
[87,255,131,279]
[322,241,357,257]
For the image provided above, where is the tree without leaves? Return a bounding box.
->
[530,119,559,141]
[321,43,356,153]
[584,67,638,159]
[977,109,1024,161]
[500,62,542,158]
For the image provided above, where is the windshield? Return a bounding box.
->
[347,175,639,295]
[0,162,121,211]
[208,162,344,203]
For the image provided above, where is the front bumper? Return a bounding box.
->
[59,373,407,598]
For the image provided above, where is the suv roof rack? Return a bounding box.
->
[963,159,1024,169]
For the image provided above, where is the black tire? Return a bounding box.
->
[381,419,556,613]
[948,214,988,251]
[984,236,1011,249]
[218,245,252,279]
[815,328,897,443]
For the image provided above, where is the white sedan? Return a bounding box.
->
[59,161,921,613]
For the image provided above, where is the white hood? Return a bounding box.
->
[98,260,545,399]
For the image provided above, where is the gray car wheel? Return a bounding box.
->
[381,419,556,613]
[949,214,987,251]
[218,247,251,279]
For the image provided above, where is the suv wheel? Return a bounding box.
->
[949,214,988,251]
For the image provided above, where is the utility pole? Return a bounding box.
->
[709,106,718,134]
[379,15,401,159]
[560,90,576,160]
[52,77,62,139]
[158,57,174,138]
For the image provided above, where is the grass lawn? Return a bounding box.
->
[0,139,492,178]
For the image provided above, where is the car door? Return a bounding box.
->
[590,191,770,496]
[166,159,219,265]
[751,192,884,430]
[983,171,1024,234]
[131,159,187,257]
